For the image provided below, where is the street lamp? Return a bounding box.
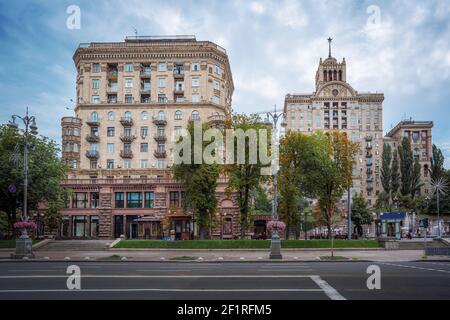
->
[7,108,38,259]
[266,105,285,260]
[431,177,448,238]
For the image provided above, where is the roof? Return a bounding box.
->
[386,120,433,137]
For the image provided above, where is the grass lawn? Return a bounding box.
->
[0,240,40,249]
[113,239,381,249]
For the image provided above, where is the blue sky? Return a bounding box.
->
[1,0,450,167]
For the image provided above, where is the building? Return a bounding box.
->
[384,120,433,196]
[284,40,384,206]
[59,36,240,239]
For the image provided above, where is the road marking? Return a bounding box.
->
[258,269,313,272]
[381,262,450,274]
[0,288,324,293]
[0,275,316,279]
[310,276,346,301]
[135,270,193,272]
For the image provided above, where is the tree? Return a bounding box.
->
[375,191,391,213]
[226,113,270,239]
[351,193,373,237]
[430,144,445,181]
[410,157,423,198]
[0,125,68,236]
[381,143,392,196]
[308,131,359,239]
[398,138,413,196]
[252,186,271,214]
[172,123,221,239]
[391,149,400,199]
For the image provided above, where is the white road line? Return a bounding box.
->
[0,288,324,293]
[420,262,450,267]
[135,270,193,272]
[310,275,347,301]
[0,275,316,279]
[381,262,450,274]
[258,269,313,272]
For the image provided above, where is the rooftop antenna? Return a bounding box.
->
[327,37,333,58]
[133,27,138,39]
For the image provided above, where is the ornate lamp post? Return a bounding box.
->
[431,177,448,238]
[264,105,286,260]
[7,108,38,259]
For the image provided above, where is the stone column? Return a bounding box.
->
[98,188,112,239]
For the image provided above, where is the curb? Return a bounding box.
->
[32,239,52,250]
[109,247,385,252]
[0,259,376,263]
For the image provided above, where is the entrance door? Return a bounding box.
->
[387,222,395,237]
[114,216,124,238]
[126,216,138,239]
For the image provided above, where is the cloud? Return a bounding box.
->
[249,1,265,15]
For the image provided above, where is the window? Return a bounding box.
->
[73,193,88,208]
[125,95,133,104]
[212,95,220,104]
[107,127,115,137]
[90,160,98,169]
[158,63,167,72]
[191,62,200,71]
[73,128,79,136]
[65,143,71,152]
[124,127,132,137]
[192,93,200,102]
[91,193,99,208]
[214,64,222,75]
[72,160,77,169]
[158,94,167,103]
[169,191,180,208]
[174,126,182,137]
[157,159,165,169]
[140,160,148,168]
[140,143,148,153]
[157,111,165,120]
[191,110,200,121]
[141,79,151,91]
[127,192,142,208]
[107,144,114,154]
[115,193,124,208]
[158,78,166,88]
[91,96,100,104]
[125,78,133,88]
[108,111,115,121]
[92,63,100,73]
[174,110,182,120]
[192,77,200,87]
[91,112,99,121]
[125,63,133,72]
[124,111,132,120]
[73,143,78,152]
[141,126,148,138]
[141,111,148,120]
[213,80,220,90]
[316,115,321,127]
[157,127,165,136]
[144,192,155,208]
[124,159,131,169]
[92,79,100,89]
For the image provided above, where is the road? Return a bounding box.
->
[0,261,449,300]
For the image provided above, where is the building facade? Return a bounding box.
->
[383,120,433,196]
[59,36,241,239]
[284,47,384,206]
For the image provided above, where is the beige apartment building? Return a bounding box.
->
[59,36,241,240]
[384,120,434,196]
[284,47,384,206]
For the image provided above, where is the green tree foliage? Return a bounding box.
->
[375,191,391,213]
[430,144,445,181]
[391,149,400,198]
[351,193,373,236]
[398,138,414,196]
[381,143,392,195]
[251,186,271,214]
[172,123,221,239]
[0,126,68,235]
[411,157,423,198]
[226,113,270,239]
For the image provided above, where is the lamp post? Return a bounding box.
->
[7,107,38,259]
[393,196,399,211]
[431,178,448,239]
[265,105,286,260]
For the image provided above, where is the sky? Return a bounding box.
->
[0,0,450,167]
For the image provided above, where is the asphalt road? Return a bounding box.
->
[0,261,449,300]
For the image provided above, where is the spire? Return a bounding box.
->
[327,37,333,58]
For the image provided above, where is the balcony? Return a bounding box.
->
[120,150,133,159]
[107,70,118,79]
[154,134,167,143]
[107,86,118,94]
[85,150,100,159]
[365,135,373,141]
[140,87,151,94]
[86,134,100,143]
[366,144,372,150]
[140,95,151,103]
[174,96,186,103]
[173,68,185,78]
[140,70,151,78]
[86,120,100,127]
[207,114,226,126]
[189,116,201,123]
[120,135,136,143]
[152,117,167,126]
[107,95,118,104]
[154,150,167,158]
[366,162,373,167]
[366,185,374,191]
[120,117,134,127]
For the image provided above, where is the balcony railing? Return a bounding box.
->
[107,86,118,93]
[107,70,118,78]
[173,68,185,77]
[86,120,100,127]
[120,118,134,127]
[86,134,100,143]
[85,150,100,159]
[120,150,133,159]
[140,70,151,78]
[120,135,136,143]
[140,87,151,93]
[207,114,226,124]
[154,134,167,143]
[152,117,167,126]
[154,150,167,158]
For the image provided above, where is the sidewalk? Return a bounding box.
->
[1,248,448,262]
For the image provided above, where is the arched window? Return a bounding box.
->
[141,111,148,120]
[323,70,328,81]
[191,110,200,121]
[175,110,182,120]
[73,143,79,152]
[65,143,71,152]
[124,111,132,120]
[333,70,337,81]
[108,111,115,121]
[91,112,99,121]
[338,70,343,81]
[157,111,165,120]
[328,70,332,82]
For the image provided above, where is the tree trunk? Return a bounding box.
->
[199,227,206,240]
